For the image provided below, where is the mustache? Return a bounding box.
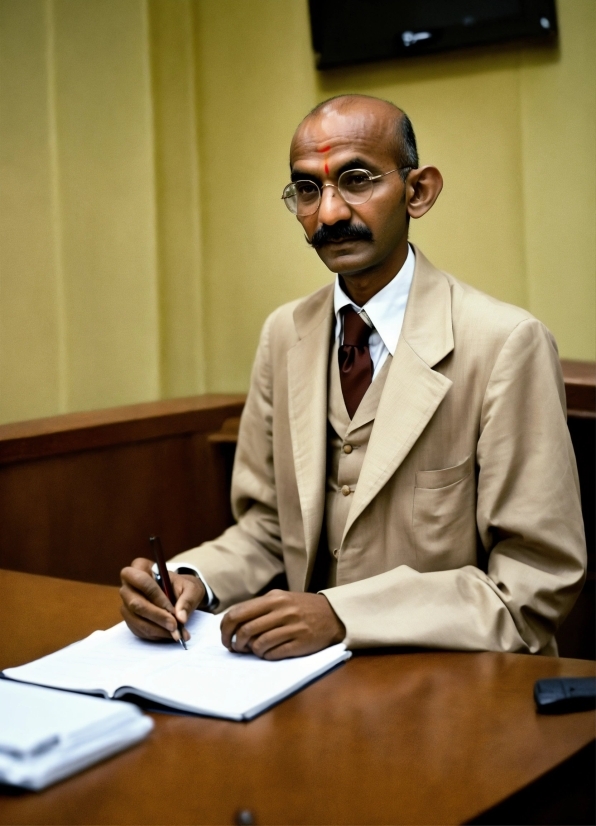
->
[308,222,373,249]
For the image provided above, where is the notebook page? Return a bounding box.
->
[3,612,219,697]
[129,640,350,719]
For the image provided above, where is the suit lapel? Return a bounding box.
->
[287,285,334,586]
[342,247,455,541]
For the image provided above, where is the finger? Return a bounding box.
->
[130,557,155,574]
[220,605,252,649]
[247,625,298,658]
[120,562,187,644]
[119,582,177,634]
[232,612,287,653]
[121,601,185,645]
[172,575,205,624]
[120,566,174,612]
[262,640,306,661]
[220,614,240,651]
[221,593,284,648]
[120,603,173,641]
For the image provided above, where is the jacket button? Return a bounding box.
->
[343,444,353,454]
[341,485,351,496]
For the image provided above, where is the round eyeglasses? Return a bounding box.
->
[281,167,411,216]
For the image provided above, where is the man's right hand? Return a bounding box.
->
[119,558,205,643]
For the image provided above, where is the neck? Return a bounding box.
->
[338,242,409,306]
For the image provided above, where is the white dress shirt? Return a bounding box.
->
[152,562,218,611]
[333,243,415,378]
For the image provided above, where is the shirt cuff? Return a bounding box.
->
[151,562,219,611]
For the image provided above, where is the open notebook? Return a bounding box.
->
[3,611,351,721]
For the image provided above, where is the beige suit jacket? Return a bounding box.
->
[173,247,586,654]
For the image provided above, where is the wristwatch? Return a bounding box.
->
[151,562,219,611]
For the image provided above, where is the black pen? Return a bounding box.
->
[149,536,187,650]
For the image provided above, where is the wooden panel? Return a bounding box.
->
[559,413,596,660]
[0,395,244,585]
[559,363,595,660]
[0,395,245,463]
[561,359,596,417]
[0,570,594,826]
[206,416,241,443]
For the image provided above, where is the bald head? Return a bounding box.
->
[291,94,418,180]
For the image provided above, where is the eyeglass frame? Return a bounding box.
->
[281,166,413,216]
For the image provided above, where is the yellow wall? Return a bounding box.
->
[0,0,594,423]
[197,0,595,391]
[0,0,205,424]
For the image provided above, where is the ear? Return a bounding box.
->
[405,166,443,219]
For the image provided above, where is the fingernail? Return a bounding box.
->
[231,633,237,649]
[178,609,187,623]
[171,629,181,642]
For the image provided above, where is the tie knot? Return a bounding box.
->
[342,306,371,348]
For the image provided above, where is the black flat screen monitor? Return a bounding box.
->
[309,0,558,69]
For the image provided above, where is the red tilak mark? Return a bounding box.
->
[317,146,331,153]
[324,162,329,174]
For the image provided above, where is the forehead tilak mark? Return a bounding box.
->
[316,145,331,175]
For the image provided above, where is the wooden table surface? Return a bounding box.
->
[1,569,594,826]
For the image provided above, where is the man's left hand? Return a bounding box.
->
[220,590,346,660]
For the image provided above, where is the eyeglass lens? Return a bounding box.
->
[283,169,375,216]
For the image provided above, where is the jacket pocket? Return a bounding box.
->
[413,454,476,570]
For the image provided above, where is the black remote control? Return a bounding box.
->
[534,677,596,714]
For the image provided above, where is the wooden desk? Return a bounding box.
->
[1,570,594,826]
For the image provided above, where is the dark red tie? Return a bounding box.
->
[339,307,373,418]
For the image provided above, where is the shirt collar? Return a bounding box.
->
[333,244,416,355]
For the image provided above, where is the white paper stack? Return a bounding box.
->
[0,680,153,790]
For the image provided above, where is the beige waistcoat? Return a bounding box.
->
[326,341,392,586]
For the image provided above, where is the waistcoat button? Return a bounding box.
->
[343,444,353,454]
[341,485,351,496]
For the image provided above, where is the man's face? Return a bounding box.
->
[289,104,409,278]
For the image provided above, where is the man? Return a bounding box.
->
[120,95,586,660]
